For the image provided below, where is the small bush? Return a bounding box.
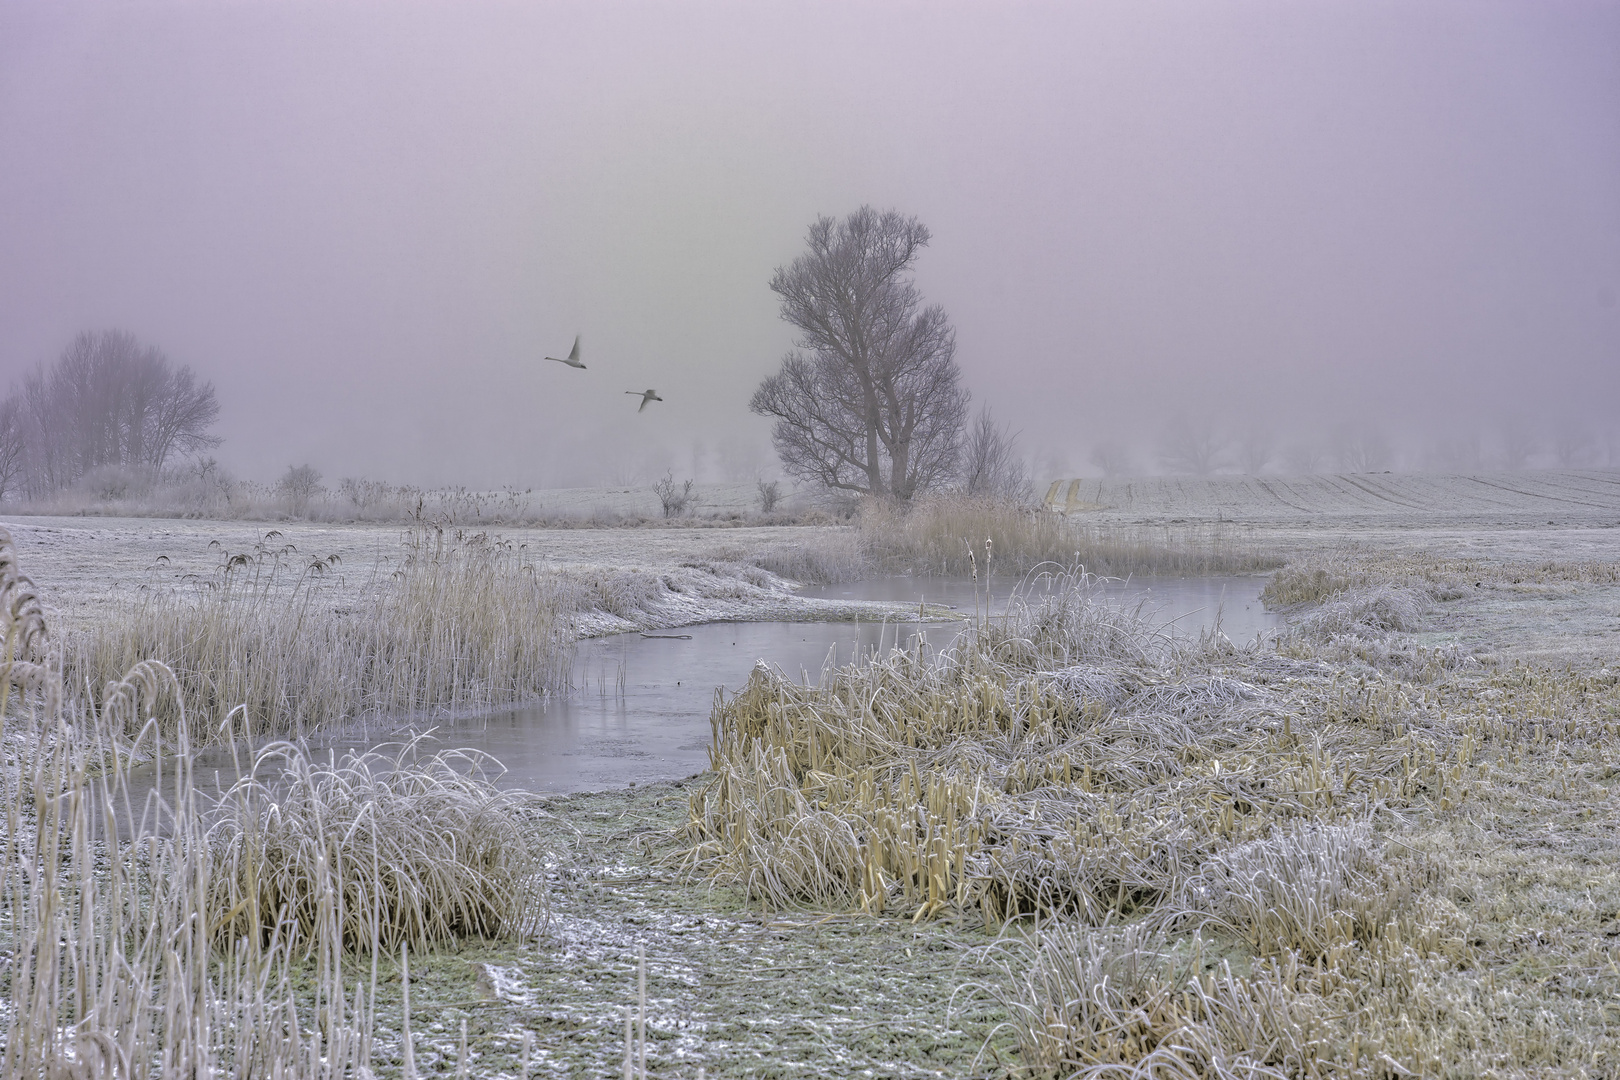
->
[756,478,782,513]
[654,471,695,518]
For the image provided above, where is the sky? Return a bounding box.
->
[1,0,1617,486]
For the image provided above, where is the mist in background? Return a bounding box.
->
[2,1,1616,488]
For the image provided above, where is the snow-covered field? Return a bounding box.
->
[1047,468,1620,523]
[1,516,875,631]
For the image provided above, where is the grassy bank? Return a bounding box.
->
[858,496,1278,579]
[678,560,1620,1077]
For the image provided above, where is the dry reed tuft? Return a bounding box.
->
[723,530,869,585]
[856,495,1279,579]
[976,922,1401,1079]
[65,525,576,746]
[208,736,550,952]
[1289,585,1428,643]
[1192,822,1415,960]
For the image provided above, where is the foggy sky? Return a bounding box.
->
[2,1,1617,486]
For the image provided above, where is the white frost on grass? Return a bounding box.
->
[1291,585,1428,642]
[564,560,950,637]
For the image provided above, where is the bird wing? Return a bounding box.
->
[568,335,581,362]
[638,395,649,412]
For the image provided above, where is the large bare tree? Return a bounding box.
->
[751,207,968,500]
[14,330,221,495]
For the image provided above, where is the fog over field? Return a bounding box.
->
[1,2,1617,487]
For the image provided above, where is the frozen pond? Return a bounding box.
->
[166,575,1281,800]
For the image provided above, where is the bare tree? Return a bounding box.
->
[1498,422,1537,471]
[1333,427,1392,472]
[1553,427,1597,467]
[0,399,25,501]
[1237,429,1274,474]
[1157,419,1227,475]
[750,207,968,501]
[277,464,323,517]
[1426,432,1480,473]
[13,330,220,495]
[653,471,695,518]
[1088,440,1132,477]
[1283,442,1325,474]
[961,406,1031,501]
[717,437,769,482]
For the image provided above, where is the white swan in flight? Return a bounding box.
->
[545,335,585,369]
[626,389,663,413]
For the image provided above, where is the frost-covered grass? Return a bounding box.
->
[64,527,578,744]
[209,737,553,952]
[679,558,1620,1077]
[856,494,1279,578]
[0,527,562,1078]
[6,518,1620,1076]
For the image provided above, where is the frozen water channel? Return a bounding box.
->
[163,575,1280,800]
[305,574,1281,794]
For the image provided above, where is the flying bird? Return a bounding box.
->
[626,389,663,413]
[545,335,585,369]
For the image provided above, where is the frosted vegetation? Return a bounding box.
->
[680,553,1620,1076]
[2,508,1617,1074]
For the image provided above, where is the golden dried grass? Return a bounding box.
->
[65,526,576,745]
[857,495,1278,579]
[680,553,1620,1076]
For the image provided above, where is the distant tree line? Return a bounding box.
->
[0,330,221,500]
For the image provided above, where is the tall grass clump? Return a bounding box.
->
[210,737,548,951]
[857,494,1278,579]
[725,528,869,585]
[66,526,577,745]
[978,924,1354,1079]
[681,567,1361,925]
[0,526,552,1076]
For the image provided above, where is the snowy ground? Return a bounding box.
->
[1,516,867,631]
[1047,467,1620,524]
[6,468,1619,649]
